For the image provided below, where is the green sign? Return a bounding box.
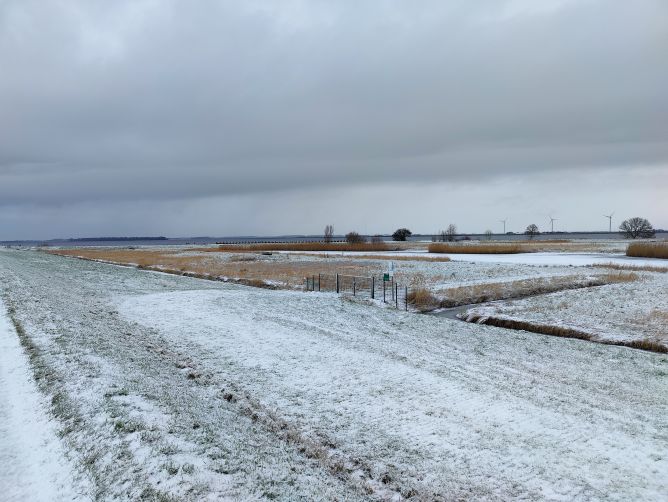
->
[383,273,390,281]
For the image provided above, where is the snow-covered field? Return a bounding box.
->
[461,271,668,347]
[290,249,668,268]
[0,249,667,500]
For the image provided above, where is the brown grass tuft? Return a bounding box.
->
[593,263,668,273]
[467,315,594,340]
[647,309,668,322]
[428,243,528,254]
[598,272,639,283]
[626,241,668,259]
[465,315,667,353]
[624,339,668,353]
[406,273,439,311]
[407,288,439,311]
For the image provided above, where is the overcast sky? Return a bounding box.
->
[1,0,666,239]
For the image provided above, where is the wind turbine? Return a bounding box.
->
[500,218,507,234]
[604,212,614,233]
[548,215,557,233]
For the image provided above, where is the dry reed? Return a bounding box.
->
[626,241,668,259]
[46,248,382,289]
[598,272,639,283]
[647,309,668,322]
[407,288,439,311]
[428,243,528,254]
[465,315,667,353]
[292,253,451,263]
[593,263,668,273]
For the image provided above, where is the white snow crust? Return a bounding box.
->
[0,299,88,501]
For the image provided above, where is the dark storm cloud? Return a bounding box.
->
[0,0,666,237]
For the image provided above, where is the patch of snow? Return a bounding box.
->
[443,252,668,267]
[0,299,89,501]
[117,286,668,500]
[461,272,668,346]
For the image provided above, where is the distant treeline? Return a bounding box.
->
[66,236,168,242]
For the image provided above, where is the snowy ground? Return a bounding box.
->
[287,249,668,268]
[0,249,667,500]
[441,252,668,267]
[0,295,89,500]
[461,271,668,347]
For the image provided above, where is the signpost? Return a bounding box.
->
[383,262,394,303]
[384,261,394,282]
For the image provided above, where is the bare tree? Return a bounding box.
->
[525,224,539,239]
[323,224,334,243]
[345,231,365,244]
[619,217,655,239]
[484,229,493,241]
[445,224,457,242]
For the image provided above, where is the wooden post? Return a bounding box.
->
[353,278,356,296]
[383,279,386,302]
[371,277,375,299]
[405,286,408,311]
[318,274,321,292]
[336,273,339,294]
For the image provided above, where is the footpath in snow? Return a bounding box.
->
[0,298,87,501]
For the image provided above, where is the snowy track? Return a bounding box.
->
[0,295,88,500]
[0,249,666,500]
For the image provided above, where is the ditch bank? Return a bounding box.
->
[461,314,667,354]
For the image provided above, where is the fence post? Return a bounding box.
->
[371,277,375,299]
[336,273,339,294]
[353,278,356,296]
[312,275,315,292]
[405,286,408,311]
[395,283,398,309]
[318,274,321,292]
[383,279,386,302]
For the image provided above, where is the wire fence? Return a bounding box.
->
[304,273,409,310]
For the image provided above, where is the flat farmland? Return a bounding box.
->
[1,248,666,500]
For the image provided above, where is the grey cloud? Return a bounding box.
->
[0,0,667,236]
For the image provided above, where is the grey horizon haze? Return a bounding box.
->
[1,0,667,240]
